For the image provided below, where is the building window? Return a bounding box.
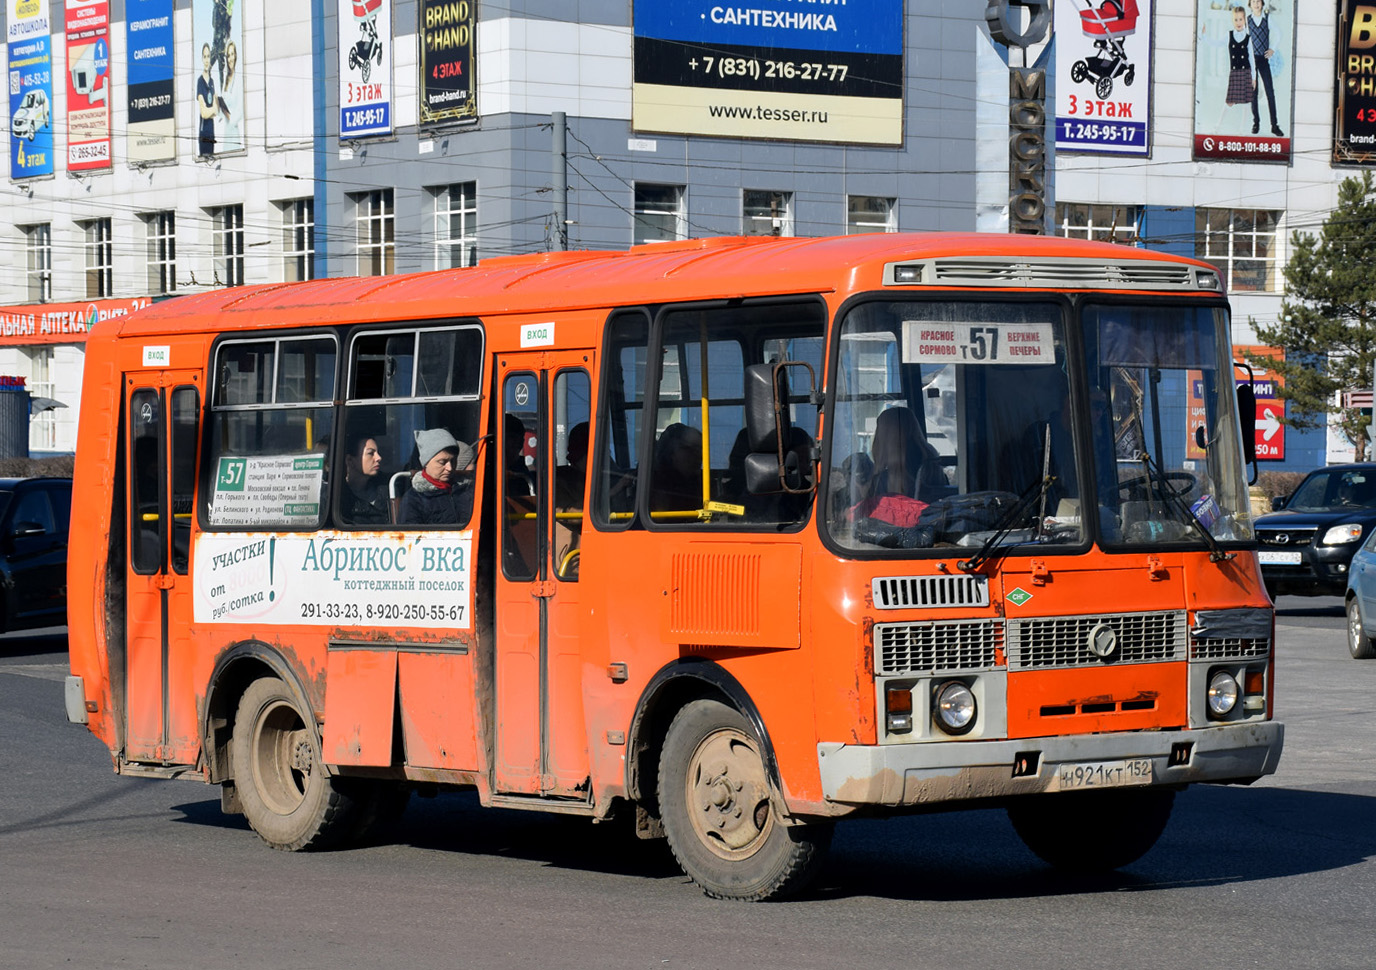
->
[354,189,395,276]
[143,211,176,295]
[633,184,686,245]
[22,224,52,302]
[81,218,113,298]
[847,196,896,234]
[31,347,55,452]
[281,198,315,282]
[212,204,245,287]
[432,181,477,268]
[743,190,793,237]
[1195,208,1281,292]
[1055,202,1141,245]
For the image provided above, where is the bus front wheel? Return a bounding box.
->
[231,676,361,851]
[657,699,832,901]
[1007,786,1175,873]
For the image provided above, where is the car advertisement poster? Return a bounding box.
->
[64,1,110,171]
[418,0,475,126]
[339,0,391,138]
[191,0,244,156]
[631,0,904,145]
[7,0,55,179]
[193,532,473,628]
[1053,0,1153,156]
[126,0,175,163]
[1192,0,1293,162]
[1334,0,1376,164]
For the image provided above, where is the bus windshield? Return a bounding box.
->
[824,299,1254,554]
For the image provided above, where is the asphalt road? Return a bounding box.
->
[2,599,1373,970]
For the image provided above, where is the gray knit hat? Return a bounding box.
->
[414,428,473,470]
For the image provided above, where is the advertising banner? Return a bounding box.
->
[631,0,904,145]
[1192,0,1293,162]
[126,0,175,163]
[7,0,54,179]
[64,1,110,171]
[418,0,475,126]
[0,296,150,346]
[191,0,244,155]
[193,532,473,628]
[1237,344,1285,460]
[339,0,391,138]
[1053,0,1152,156]
[1335,0,1376,163]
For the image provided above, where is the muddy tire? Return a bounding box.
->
[1008,787,1175,873]
[658,699,832,900]
[231,677,361,851]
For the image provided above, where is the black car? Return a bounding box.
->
[0,477,71,630]
[1255,463,1376,598]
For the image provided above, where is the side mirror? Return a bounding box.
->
[1236,382,1258,485]
[1270,495,1287,511]
[742,360,818,495]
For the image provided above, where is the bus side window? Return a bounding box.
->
[594,311,649,529]
[204,336,336,531]
[341,324,485,530]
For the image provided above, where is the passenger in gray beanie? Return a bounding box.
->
[399,428,476,524]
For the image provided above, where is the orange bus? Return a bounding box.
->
[66,232,1282,899]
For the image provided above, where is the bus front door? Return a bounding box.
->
[123,374,201,766]
[493,352,593,799]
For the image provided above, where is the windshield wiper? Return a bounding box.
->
[957,473,1056,574]
[1137,449,1234,563]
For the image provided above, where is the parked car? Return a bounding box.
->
[1345,534,1376,658]
[1255,463,1376,599]
[10,89,50,142]
[0,478,71,631]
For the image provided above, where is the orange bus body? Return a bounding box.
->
[66,233,1283,899]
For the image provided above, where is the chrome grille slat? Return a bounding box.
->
[924,257,1196,290]
[1007,611,1186,669]
[872,575,990,609]
[1190,637,1270,660]
[875,619,1002,675]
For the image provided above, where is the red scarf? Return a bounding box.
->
[421,470,450,490]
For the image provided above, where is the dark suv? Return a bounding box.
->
[1255,464,1376,598]
[0,477,71,630]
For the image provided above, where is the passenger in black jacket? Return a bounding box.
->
[398,428,475,525]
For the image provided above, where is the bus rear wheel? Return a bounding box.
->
[658,699,832,901]
[231,676,360,851]
[1007,786,1175,873]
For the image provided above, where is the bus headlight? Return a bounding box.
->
[934,681,976,734]
[1207,670,1240,718]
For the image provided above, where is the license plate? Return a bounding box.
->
[1258,550,1302,565]
[1050,759,1153,792]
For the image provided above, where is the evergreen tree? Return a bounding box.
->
[1248,172,1376,460]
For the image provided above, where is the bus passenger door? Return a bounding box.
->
[123,373,201,765]
[493,352,593,798]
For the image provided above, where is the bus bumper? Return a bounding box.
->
[817,721,1283,807]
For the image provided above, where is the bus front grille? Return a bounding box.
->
[1006,611,1186,669]
[1189,636,1271,660]
[872,574,990,609]
[874,619,1002,675]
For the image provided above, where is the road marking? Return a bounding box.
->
[0,663,69,683]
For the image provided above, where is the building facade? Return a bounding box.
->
[0,0,1358,467]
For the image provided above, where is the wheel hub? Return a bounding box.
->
[688,730,774,857]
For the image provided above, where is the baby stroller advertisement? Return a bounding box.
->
[339,0,391,139]
[1192,0,1293,163]
[1054,0,1153,156]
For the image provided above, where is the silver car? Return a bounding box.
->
[11,89,50,141]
